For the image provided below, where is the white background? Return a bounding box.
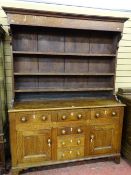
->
[10,0,131,11]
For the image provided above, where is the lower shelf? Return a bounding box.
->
[15,88,114,93]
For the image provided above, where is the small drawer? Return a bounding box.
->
[91,108,106,119]
[91,107,120,120]
[36,111,51,122]
[57,126,85,136]
[57,109,90,122]
[106,108,120,118]
[16,111,51,124]
[57,147,84,160]
[57,135,84,148]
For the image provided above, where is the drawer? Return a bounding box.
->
[107,108,120,118]
[16,111,51,124]
[57,135,84,148]
[57,126,85,136]
[57,109,91,122]
[57,147,84,160]
[91,107,120,120]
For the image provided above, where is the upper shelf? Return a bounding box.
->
[13,51,116,57]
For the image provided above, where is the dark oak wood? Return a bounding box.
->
[9,24,119,101]
[14,88,114,93]
[13,51,116,57]
[3,7,128,32]
[14,73,115,76]
[114,155,121,164]
[3,7,127,175]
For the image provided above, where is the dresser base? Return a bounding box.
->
[8,99,125,175]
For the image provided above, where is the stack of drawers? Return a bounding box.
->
[57,127,85,160]
[56,109,89,160]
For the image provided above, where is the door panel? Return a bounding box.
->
[89,124,118,155]
[17,129,52,163]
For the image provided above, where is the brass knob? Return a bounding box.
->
[77,128,82,134]
[95,113,100,118]
[48,139,51,143]
[20,116,27,122]
[90,134,95,142]
[69,150,72,154]
[77,140,81,145]
[47,138,51,147]
[41,116,47,121]
[61,129,66,135]
[62,115,67,120]
[112,111,116,116]
[91,135,95,139]
[62,142,65,146]
[70,112,74,116]
[70,139,73,143]
[77,114,82,119]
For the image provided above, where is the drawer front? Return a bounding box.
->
[107,107,120,118]
[57,109,91,122]
[91,107,120,120]
[91,108,105,119]
[57,135,84,148]
[57,147,84,160]
[16,111,51,124]
[57,126,85,136]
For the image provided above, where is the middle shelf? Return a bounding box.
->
[13,51,116,57]
[14,87,114,93]
[14,73,115,76]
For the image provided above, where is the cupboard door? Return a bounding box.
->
[17,129,52,163]
[89,124,118,155]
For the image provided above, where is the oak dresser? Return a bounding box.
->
[3,7,127,175]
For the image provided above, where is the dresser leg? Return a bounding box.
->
[12,169,20,175]
[114,156,120,164]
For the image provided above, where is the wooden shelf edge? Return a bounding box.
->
[13,51,116,57]
[14,73,115,76]
[14,88,114,93]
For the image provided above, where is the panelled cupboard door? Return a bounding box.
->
[16,129,52,164]
[89,124,118,155]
